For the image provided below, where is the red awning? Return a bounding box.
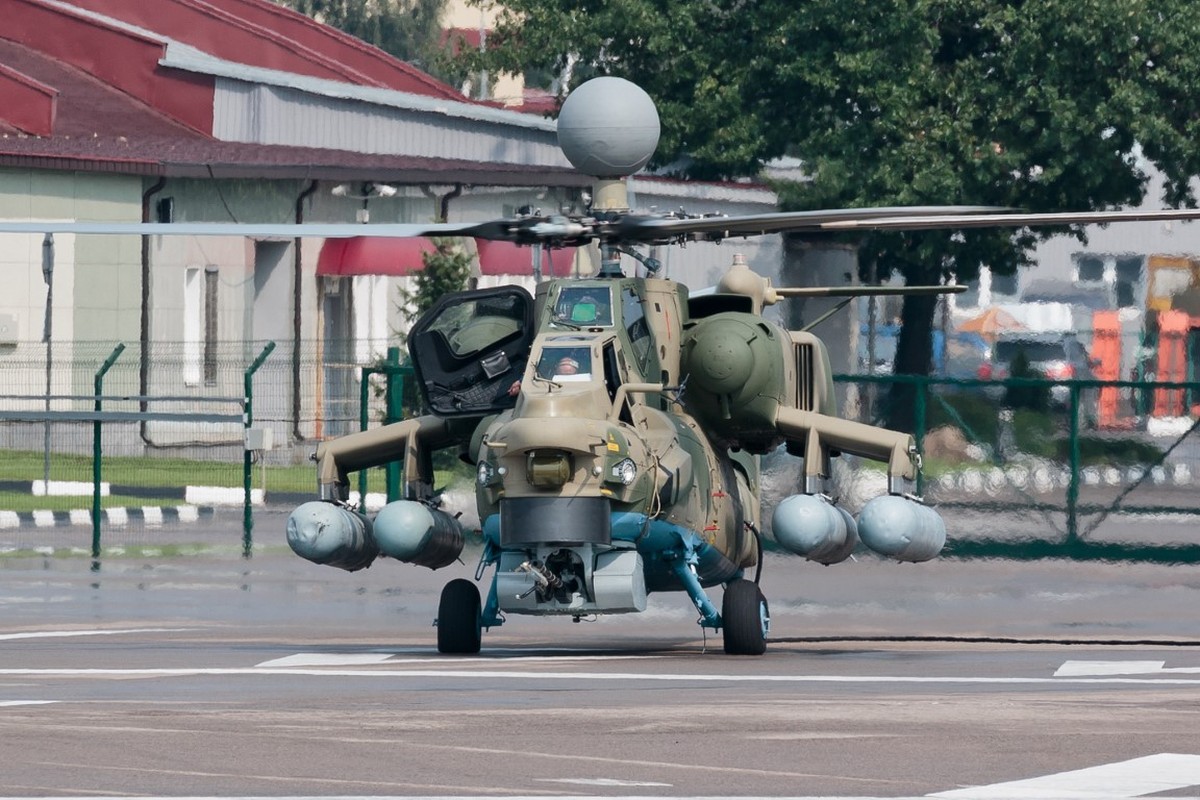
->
[316,236,437,277]
[316,237,578,277]
[474,239,578,277]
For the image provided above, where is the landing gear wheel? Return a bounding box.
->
[722,578,769,655]
[437,578,482,654]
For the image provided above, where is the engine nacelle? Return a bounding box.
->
[680,313,786,451]
[857,495,946,562]
[286,501,378,572]
[771,493,859,565]
[372,500,464,569]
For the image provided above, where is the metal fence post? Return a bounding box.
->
[914,374,927,495]
[91,343,126,567]
[1066,382,1081,543]
[384,346,404,503]
[243,341,276,558]
[358,362,379,513]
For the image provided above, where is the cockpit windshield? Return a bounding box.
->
[536,345,593,382]
[552,286,613,327]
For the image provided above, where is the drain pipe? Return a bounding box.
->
[420,183,463,223]
[293,180,319,444]
[139,176,167,445]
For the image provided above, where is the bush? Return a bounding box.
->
[1061,437,1165,466]
[1011,408,1059,458]
[927,390,1000,446]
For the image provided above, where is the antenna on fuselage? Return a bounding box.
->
[556,77,660,279]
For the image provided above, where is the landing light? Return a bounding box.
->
[610,458,638,486]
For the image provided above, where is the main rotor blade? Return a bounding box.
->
[5,205,1197,243]
[613,205,1004,240]
[818,207,1200,232]
[774,284,966,298]
[0,221,488,238]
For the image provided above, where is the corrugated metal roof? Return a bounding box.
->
[212,78,566,166]
[167,44,556,134]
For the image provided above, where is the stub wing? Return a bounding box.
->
[314,414,460,503]
[774,406,918,495]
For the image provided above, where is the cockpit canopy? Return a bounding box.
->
[408,286,534,417]
[549,285,614,328]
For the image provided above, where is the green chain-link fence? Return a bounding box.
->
[835,373,1200,563]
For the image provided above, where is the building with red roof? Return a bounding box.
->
[0,0,779,452]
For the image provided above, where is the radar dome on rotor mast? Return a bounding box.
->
[557,77,661,180]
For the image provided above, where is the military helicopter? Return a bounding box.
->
[279,77,1200,655]
[5,78,1199,655]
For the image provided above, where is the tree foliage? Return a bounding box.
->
[462,0,1200,394]
[400,239,474,327]
[273,0,448,75]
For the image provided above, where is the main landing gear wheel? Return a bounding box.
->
[722,578,769,655]
[437,578,482,654]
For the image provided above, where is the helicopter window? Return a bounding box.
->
[602,343,622,403]
[553,287,613,327]
[622,287,652,368]
[407,286,534,418]
[536,347,593,381]
[425,295,526,357]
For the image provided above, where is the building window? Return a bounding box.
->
[1075,254,1106,284]
[183,268,201,385]
[204,266,218,385]
[1115,256,1143,309]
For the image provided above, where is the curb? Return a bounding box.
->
[0,505,215,529]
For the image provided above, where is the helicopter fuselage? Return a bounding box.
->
[286,262,945,652]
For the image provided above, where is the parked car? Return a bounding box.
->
[979,332,1097,407]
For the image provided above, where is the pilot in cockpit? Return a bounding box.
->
[554,288,612,327]
[537,348,592,381]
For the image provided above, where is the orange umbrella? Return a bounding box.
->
[958,307,1024,340]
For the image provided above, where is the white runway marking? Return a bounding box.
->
[930,752,1200,799]
[257,653,398,667]
[1056,659,1200,677]
[0,628,189,641]
[3,665,1200,686]
[255,652,661,668]
[537,778,673,787]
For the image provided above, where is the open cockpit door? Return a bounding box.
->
[408,286,535,417]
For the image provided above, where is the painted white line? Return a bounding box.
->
[537,778,673,787]
[0,700,58,707]
[930,752,1200,799]
[255,652,661,668]
[2,666,1200,686]
[0,628,190,641]
[257,653,397,667]
[0,797,953,800]
[1056,660,1200,677]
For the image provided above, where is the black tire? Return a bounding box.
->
[437,578,482,654]
[722,578,769,655]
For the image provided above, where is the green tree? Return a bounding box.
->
[399,238,473,330]
[462,0,1200,425]
[273,0,448,75]
[394,238,473,417]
